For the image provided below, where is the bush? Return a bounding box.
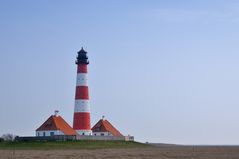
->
[0,138,4,142]
[1,133,16,141]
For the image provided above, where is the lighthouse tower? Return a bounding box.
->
[73,47,92,135]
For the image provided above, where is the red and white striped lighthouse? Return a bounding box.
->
[73,47,92,135]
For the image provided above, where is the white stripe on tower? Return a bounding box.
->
[76,73,88,86]
[74,99,90,112]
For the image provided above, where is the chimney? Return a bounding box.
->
[54,110,59,117]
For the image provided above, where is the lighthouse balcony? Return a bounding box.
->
[75,60,89,65]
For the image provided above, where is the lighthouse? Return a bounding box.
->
[73,47,92,135]
[34,47,133,141]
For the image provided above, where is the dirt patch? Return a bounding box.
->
[1,146,239,159]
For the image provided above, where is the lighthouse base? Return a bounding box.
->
[75,130,92,136]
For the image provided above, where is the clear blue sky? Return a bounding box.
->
[1,0,239,145]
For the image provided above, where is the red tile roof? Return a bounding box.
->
[36,115,77,135]
[91,119,123,136]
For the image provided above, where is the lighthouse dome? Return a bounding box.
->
[76,47,89,64]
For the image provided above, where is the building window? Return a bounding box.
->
[50,132,54,136]
[43,132,45,136]
[101,133,104,136]
[82,133,85,135]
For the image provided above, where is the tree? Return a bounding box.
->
[1,133,16,141]
[0,138,4,142]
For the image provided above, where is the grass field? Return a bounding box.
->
[1,141,239,159]
[0,140,148,150]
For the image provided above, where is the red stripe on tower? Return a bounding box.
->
[73,113,91,130]
[75,86,89,99]
[73,47,92,135]
[77,64,88,73]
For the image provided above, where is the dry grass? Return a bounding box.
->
[1,145,239,159]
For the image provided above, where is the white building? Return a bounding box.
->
[36,112,77,137]
[91,118,123,137]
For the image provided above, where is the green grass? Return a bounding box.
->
[0,140,150,150]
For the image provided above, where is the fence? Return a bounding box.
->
[15,135,134,142]
[15,135,76,141]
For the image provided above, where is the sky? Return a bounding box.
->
[0,0,239,145]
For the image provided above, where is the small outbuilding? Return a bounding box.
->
[36,111,77,137]
[91,118,123,137]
